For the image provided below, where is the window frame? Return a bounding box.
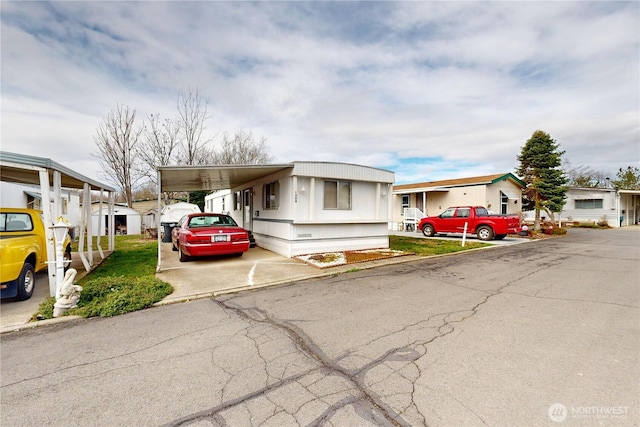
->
[500,191,509,215]
[263,181,280,210]
[323,180,351,210]
[575,199,603,209]
[401,194,410,215]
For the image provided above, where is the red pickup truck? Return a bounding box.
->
[418,206,520,241]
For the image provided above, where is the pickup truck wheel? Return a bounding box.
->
[16,263,35,301]
[477,226,494,241]
[422,224,435,237]
[178,246,190,262]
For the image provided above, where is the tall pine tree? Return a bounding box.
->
[516,130,568,230]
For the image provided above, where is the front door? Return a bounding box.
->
[243,189,253,231]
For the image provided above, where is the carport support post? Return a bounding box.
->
[156,169,162,272]
[39,169,57,297]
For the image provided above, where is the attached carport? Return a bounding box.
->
[156,164,294,272]
[0,151,116,296]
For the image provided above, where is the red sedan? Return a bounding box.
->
[171,213,250,262]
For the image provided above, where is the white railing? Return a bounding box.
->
[403,207,426,231]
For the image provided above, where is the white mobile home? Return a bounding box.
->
[161,162,394,259]
[227,162,394,257]
[522,187,640,227]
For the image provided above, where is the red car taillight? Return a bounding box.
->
[230,232,248,242]
[185,233,202,243]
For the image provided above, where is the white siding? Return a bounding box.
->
[1,182,81,227]
[292,162,394,183]
[204,190,231,214]
[531,188,618,226]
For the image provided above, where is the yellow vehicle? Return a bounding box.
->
[0,208,72,301]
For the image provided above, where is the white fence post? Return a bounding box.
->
[462,222,468,247]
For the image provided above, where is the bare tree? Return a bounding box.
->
[176,88,215,165]
[93,104,143,207]
[563,160,609,188]
[212,130,274,165]
[137,113,181,185]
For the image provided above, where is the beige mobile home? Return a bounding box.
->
[392,173,524,231]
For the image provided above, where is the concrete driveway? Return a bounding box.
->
[156,244,326,302]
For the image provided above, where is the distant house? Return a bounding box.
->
[131,198,163,215]
[203,162,394,257]
[392,173,525,230]
[522,187,640,227]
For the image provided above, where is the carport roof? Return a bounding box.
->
[0,151,115,191]
[158,164,294,192]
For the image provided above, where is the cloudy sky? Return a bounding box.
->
[1,1,638,186]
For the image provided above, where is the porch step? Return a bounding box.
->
[248,230,257,248]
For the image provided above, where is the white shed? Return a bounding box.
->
[92,205,141,235]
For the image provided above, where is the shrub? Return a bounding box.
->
[597,215,609,227]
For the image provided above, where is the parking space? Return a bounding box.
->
[156,243,328,303]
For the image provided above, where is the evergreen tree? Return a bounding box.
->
[516,130,568,230]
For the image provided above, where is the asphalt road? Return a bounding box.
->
[1,228,638,427]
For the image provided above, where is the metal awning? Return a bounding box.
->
[158,164,294,192]
[0,151,115,192]
[24,190,45,201]
[501,189,521,200]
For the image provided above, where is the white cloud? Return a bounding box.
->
[1,1,638,186]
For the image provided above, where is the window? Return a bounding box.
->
[221,196,226,213]
[324,180,351,209]
[264,181,280,210]
[475,207,489,216]
[575,199,603,209]
[234,191,242,211]
[456,208,470,218]
[440,208,455,218]
[500,191,509,215]
[401,195,410,215]
[1,213,33,231]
